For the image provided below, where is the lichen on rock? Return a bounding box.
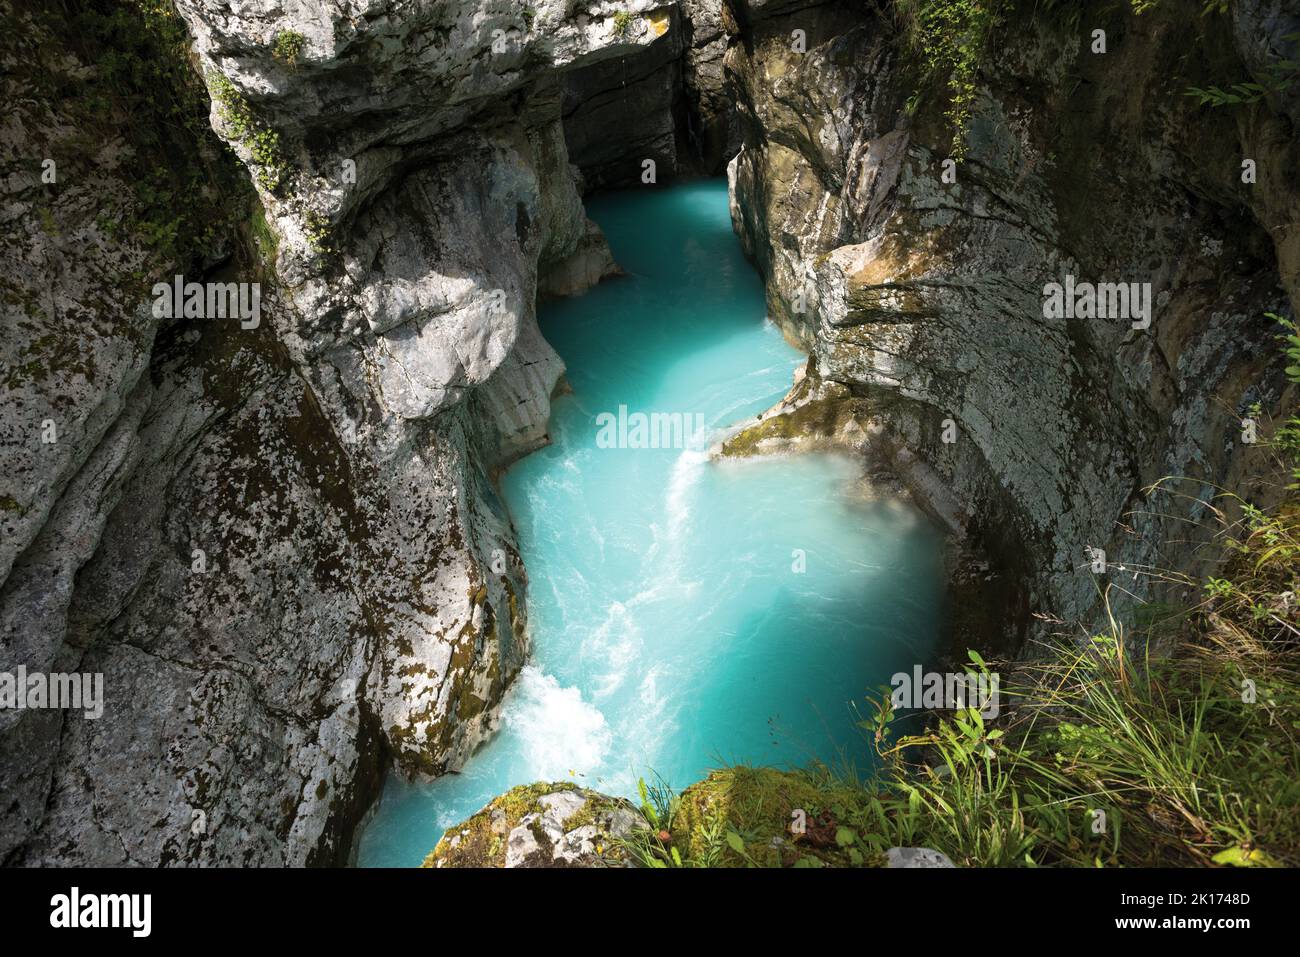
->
[423,783,645,868]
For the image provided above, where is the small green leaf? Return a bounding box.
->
[726,831,746,854]
[1212,846,1277,867]
[836,826,857,847]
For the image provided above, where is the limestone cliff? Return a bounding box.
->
[0,0,700,866]
[721,0,1299,647]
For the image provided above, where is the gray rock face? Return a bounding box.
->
[680,0,739,171]
[886,846,955,868]
[561,0,743,189]
[724,0,1299,641]
[425,783,645,868]
[1232,0,1300,128]
[503,788,642,867]
[562,8,689,189]
[0,1,709,866]
[559,2,738,189]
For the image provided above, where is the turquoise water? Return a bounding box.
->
[357,181,943,867]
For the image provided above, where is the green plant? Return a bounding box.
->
[619,776,686,867]
[1266,313,1300,487]
[1185,81,1272,107]
[612,10,636,38]
[894,0,1003,160]
[271,29,306,66]
[1132,0,1230,14]
[208,70,288,192]
[14,0,252,268]
[303,210,335,256]
[1182,12,1298,107]
[249,202,280,266]
[661,618,1297,868]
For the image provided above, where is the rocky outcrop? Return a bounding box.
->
[886,846,955,868]
[561,8,688,189]
[424,766,958,868]
[423,782,645,867]
[722,0,1299,644]
[0,0,711,866]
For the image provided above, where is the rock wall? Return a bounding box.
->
[0,0,708,866]
[561,1,739,189]
[722,0,1299,646]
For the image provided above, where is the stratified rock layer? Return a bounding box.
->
[723,0,1299,640]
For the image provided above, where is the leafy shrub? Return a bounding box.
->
[271,29,305,65]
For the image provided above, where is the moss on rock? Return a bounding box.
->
[719,365,873,459]
[423,782,642,868]
[670,766,887,868]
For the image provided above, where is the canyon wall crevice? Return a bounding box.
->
[562,0,739,189]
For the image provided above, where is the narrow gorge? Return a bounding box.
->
[2,0,1297,872]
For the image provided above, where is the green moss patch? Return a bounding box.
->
[720,380,871,458]
[665,767,887,868]
[423,782,639,868]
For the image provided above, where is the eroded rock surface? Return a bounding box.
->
[0,0,712,866]
[423,782,644,868]
[722,0,1299,641]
